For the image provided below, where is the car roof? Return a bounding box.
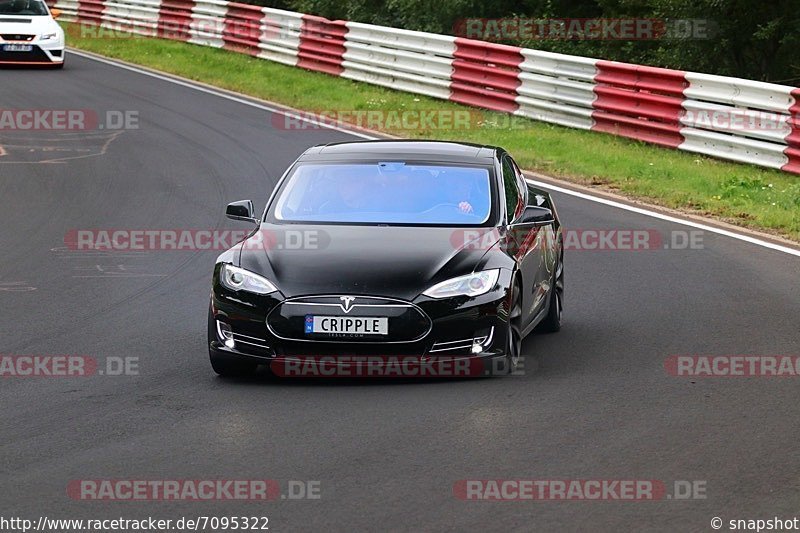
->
[297,140,500,164]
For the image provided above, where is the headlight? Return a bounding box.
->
[423,269,500,299]
[220,264,278,295]
[40,33,58,41]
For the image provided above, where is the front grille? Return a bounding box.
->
[267,295,432,343]
[0,46,51,63]
[1,34,35,41]
[225,326,429,358]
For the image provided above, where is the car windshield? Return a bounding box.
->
[0,0,48,15]
[271,162,494,225]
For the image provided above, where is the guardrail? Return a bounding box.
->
[52,0,800,174]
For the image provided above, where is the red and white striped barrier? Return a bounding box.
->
[514,49,597,130]
[341,23,455,100]
[592,62,687,148]
[450,39,523,113]
[787,89,800,173]
[159,0,194,43]
[297,15,347,75]
[53,0,800,174]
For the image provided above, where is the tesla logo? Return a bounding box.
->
[339,296,356,313]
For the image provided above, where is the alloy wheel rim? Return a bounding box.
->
[554,258,564,323]
[509,298,522,369]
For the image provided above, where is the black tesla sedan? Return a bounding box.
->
[208,140,563,377]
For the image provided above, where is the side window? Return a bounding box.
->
[502,156,521,221]
[511,158,552,211]
[511,158,528,207]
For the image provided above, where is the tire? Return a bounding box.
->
[540,252,564,333]
[207,306,257,377]
[503,284,523,375]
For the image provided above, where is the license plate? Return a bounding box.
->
[3,44,33,52]
[305,315,389,335]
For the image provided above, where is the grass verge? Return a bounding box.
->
[65,26,800,241]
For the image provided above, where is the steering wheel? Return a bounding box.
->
[425,203,460,211]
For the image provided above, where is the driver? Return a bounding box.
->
[442,175,475,214]
[8,0,26,12]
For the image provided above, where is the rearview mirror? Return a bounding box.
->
[226,200,257,223]
[50,8,61,18]
[519,206,554,225]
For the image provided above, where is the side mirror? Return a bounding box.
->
[50,8,61,18]
[519,206,554,225]
[226,200,257,223]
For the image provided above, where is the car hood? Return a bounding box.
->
[0,16,56,34]
[238,224,501,300]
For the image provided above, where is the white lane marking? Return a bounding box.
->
[70,49,800,258]
[0,281,37,292]
[526,178,800,258]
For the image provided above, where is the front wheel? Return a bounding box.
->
[539,255,563,333]
[503,286,523,375]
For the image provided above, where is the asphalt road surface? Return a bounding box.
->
[1,53,799,532]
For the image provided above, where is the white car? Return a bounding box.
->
[0,0,64,67]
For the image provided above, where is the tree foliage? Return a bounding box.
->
[253,0,800,83]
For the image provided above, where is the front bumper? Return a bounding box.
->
[209,342,505,378]
[209,269,514,377]
[0,41,64,65]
